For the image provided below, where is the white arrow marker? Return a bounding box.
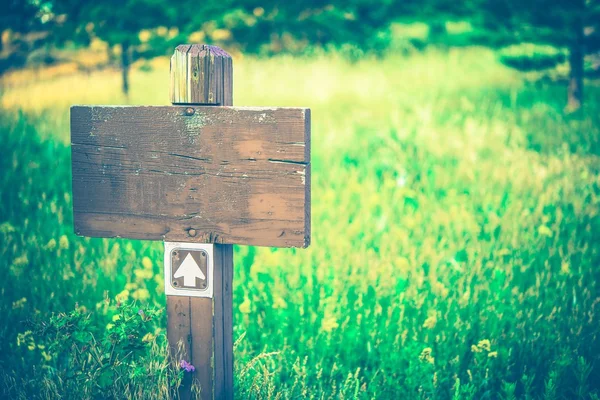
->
[174,253,205,287]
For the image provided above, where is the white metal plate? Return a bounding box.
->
[164,242,214,298]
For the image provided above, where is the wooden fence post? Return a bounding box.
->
[167,44,234,400]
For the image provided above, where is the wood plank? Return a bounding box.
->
[212,244,233,400]
[189,296,213,398]
[166,297,193,399]
[70,105,310,248]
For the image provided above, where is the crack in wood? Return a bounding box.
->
[168,153,212,162]
[268,158,308,166]
[72,142,126,150]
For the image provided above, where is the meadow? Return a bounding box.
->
[0,46,599,399]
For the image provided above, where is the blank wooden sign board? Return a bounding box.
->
[70,44,311,399]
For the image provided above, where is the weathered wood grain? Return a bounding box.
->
[189,296,213,397]
[166,297,193,398]
[170,44,233,105]
[212,244,233,399]
[70,105,310,248]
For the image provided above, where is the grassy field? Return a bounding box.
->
[1,47,599,399]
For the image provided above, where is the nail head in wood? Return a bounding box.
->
[170,44,233,106]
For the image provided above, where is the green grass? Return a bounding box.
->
[1,47,600,399]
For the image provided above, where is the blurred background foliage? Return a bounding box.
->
[1,0,600,399]
[1,0,599,107]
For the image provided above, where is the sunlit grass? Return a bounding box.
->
[1,46,599,398]
[1,46,517,144]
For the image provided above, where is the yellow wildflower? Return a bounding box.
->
[59,235,69,249]
[116,290,129,302]
[478,339,491,352]
[419,347,435,364]
[538,225,553,237]
[273,295,287,309]
[322,316,339,332]
[142,333,155,342]
[12,297,27,309]
[142,257,153,270]
[134,268,153,280]
[17,331,34,350]
[239,298,251,314]
[132,288,150,301]
[46,239,56,250]
[423,314,437,329]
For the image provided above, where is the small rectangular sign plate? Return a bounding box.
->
[164,242,214,298]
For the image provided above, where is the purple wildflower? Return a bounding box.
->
[180,359,196,372]
[138,309,145,317]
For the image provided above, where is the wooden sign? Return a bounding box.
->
[70,44,311,400]
[71,105,310,248]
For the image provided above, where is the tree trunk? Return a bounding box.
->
[567,2,585,112]
[121,41,130,96]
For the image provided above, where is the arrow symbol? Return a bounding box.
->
[174,253,205,287]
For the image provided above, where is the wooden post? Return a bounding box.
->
[167,44,234,400]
